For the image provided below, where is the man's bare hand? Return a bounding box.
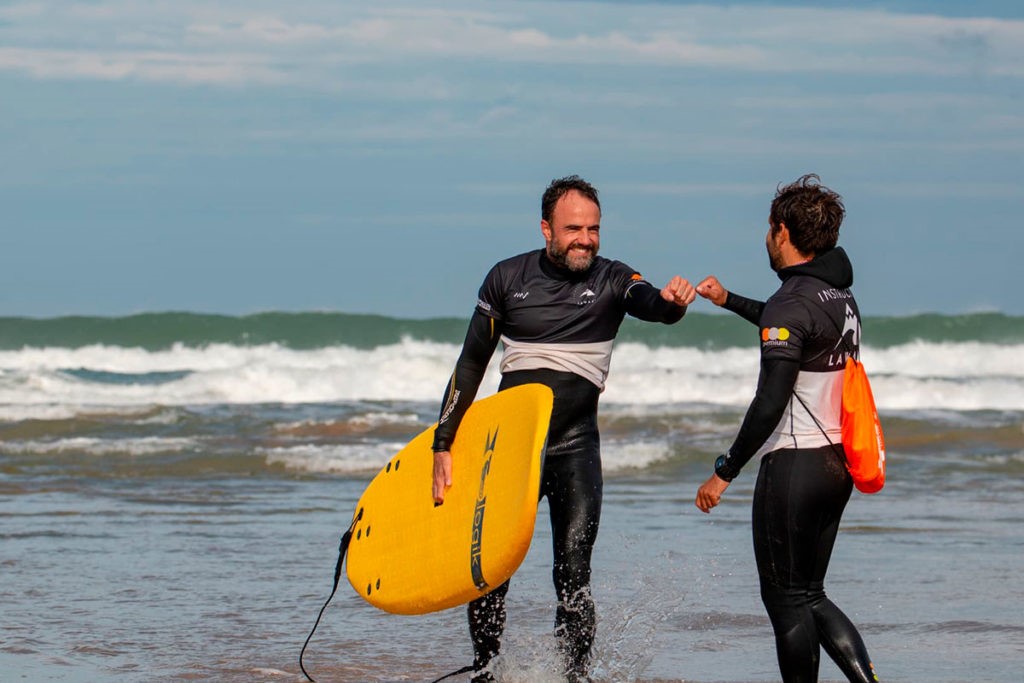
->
[433,451,452,504]
[661,276,697,307]
[695,473,731,513]
[696,276,728,307]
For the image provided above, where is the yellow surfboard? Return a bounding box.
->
[345,383,553,615]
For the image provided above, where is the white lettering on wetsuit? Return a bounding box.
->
[754,254,862,458]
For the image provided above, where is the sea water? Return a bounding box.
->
[1,312,1022,682]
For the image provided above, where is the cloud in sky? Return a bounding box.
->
[5,1,1019,155]
[2,1,1023,86]
[1,0,1022,317]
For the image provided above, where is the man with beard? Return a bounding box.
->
[431,175,696,682]
[694,174,879,683]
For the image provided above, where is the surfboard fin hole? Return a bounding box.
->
[366,526,371,537]
[356,529,361,540]
[386,462,392,473]
[367,583,372,595]
[376,578,380,590]
[395,460,401,470]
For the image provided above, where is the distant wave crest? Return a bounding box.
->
[1,336,1022,417]
[2,311,1022,350]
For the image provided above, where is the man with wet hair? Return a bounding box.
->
[432,175,696,682]
[695,174,879,682]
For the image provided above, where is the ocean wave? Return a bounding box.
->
[2,436,201,457]
[273,412,424,438]
[1,340,1023,415]
[262,442,408,474]
[259,439,674,476]
[600,439,673,472]
[2,311,1022,351]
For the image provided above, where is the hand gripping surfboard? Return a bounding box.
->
[345,383,553,615]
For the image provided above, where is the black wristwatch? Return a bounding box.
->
[714,454,735,482]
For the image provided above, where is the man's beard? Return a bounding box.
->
[547,242,596,272]
[766,240,784,272]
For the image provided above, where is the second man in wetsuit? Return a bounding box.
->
[694,175,879,683]
[431,175,696,682]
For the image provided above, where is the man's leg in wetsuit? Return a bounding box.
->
[753,447,877,683]
[544,449,603,681]
[464,449,602,682]
[468,369,602,681]
[467,581,509,681]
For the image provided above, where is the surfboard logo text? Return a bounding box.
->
[471,429,498,591]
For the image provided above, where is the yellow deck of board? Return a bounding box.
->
[345,383,553,615]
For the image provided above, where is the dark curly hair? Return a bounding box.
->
[769,174,844,255]
[541,175,600,223]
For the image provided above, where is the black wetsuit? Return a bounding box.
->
[714,247,878,683]
[433,249,685,680]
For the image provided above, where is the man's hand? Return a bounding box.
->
[696,276,728,307]
[433,451,453,504]
[660,276,697,307]
[695,473,730,513]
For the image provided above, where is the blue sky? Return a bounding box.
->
[1,0,1022,318]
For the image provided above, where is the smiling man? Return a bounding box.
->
[430,175,696,682]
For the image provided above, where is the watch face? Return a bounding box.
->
[715,454,731,480]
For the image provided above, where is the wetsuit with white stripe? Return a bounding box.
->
[714,247,878,683]
[433,248,686,680]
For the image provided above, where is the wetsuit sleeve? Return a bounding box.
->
[714,294,810,479]
[715,357,800,480]
[612,262,686,323]
[431,310,503,452]
[474,262,507,322]
[723,291,765,326]
[623,279,687,323]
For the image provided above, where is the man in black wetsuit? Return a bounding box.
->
[694,174,879,683]
[432,175,696,682]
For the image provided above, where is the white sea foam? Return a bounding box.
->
[0,340,1022,418]
[274,411,423,434]
[261,437,674,475]
[2,436,200,456]
[601,439,672,472]
[262,442,407,474]
[0,404,83,421]
[603,344,759,406]
[0,340,491,416]
[348,411,423,428]
[865,341,1024,379]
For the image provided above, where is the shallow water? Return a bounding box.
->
[2,401,1022,682]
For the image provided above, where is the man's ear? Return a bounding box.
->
[774,221,790,246]
[540,219,552,244]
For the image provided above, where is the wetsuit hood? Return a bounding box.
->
[778,246,853,289]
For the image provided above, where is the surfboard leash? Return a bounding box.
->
[429,664,478,682]
[299,508,362,683]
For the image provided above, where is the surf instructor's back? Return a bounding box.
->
[694,174,879,682]
[431,175,696,682]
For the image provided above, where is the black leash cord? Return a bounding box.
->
[429,664,476,683]
[299,510,361,682]
[299,507,477,683]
